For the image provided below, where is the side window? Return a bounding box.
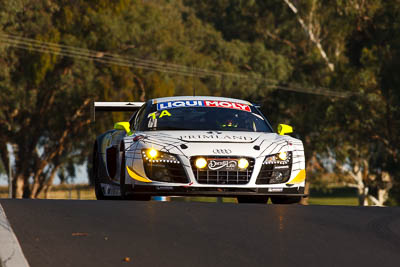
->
[128,111,138,129]
[131,103,147,131]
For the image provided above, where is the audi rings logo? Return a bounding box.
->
[212,149,232,154]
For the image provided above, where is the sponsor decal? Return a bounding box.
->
[208,160,237,171]
[274,165,289,169]
[156,186,173,190]
[157,100,250,112]
[157,100,203,110]
[180,134,253,141]
[268,188,283,192]
[204,100,251,112]
[212,149,232,154]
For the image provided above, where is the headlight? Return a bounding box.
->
[238,158,249,169]
[257,152,292,184]
[278,151,287,161]
[141,149,180,164]
[263,151,292,165]
[195,157,207,169]
[141,149,188,183]
[148,148,158,158]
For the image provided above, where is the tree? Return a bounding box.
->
[185,0,400,205]
[1,0,292,198]
[327,0,400,205]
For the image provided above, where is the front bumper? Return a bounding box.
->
[126,184,307,198]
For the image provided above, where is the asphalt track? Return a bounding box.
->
[1,199,400,267]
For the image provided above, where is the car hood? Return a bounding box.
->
[179,131,260,143]
[136,131,300,158]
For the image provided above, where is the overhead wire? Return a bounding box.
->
[1,33,274,81]
[0,33,352,98]
[1,33,244,78]
[0,34,201,77]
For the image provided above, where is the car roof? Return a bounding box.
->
[151,96,252,105]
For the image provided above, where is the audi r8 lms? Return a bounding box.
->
[92,96,306,204]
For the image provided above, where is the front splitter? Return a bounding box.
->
[127,185,307,198]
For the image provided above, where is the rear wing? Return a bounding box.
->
[92,102,145,121]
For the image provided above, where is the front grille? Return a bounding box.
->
[143,162,188,183]
[190,156,255,185]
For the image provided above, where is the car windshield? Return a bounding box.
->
[137,101,273,132]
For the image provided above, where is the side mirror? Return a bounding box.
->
[277,124,293,135]
[114,122,132,136]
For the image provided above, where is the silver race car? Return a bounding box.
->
[92,96,306,203]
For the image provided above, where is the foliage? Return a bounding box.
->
[185,0,400,205]
[0,0,290,198]
[0,0,399,204]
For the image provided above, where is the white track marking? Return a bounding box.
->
[0,204,30,267]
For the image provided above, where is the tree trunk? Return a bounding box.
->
[40,166,59,199]
[368,172,392,206]
[358,186,369,206]
[43,185,52,199]
[14,174,25,199]
[283,0,334,71]
[30,162,48,198]
[31,182,40,199]
[377,189,388,205]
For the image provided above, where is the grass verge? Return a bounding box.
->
[0,185,359,205]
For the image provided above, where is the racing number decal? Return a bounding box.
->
[160,110,171,118]
[148,112,157,128]
[148,110,171,119]
[147,110,171,128]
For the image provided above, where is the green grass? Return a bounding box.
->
[308,197,358,206]
[307,187,358,206]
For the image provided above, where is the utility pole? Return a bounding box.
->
[8,159,12,198]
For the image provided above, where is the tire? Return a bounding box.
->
[270,196,302,204]
[93,145,107,200]
[237,195,268,204]
[120,149,151,201]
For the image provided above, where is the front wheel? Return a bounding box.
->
[237,196,268,204]
[270,196,302,204]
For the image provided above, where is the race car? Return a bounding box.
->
[92,96,306,204]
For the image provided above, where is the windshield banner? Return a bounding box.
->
[157,100,251,112]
